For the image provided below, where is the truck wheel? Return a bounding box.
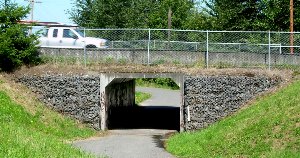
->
[86,45,97,48]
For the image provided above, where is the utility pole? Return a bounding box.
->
[24,0,42,22]
[290,0,294,54]
[24,0,42,34]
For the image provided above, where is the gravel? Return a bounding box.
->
[184,75,281,130]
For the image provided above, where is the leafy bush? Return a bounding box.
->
[0,1,40,72]
[136,78,179,90]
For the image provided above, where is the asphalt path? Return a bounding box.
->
[73,87,180,158]
[136,87,180,107]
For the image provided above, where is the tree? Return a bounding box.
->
[70,0,147,28]
[201,0,300,31]
[203,0,267,31]
[68,0,94,27]
[0,0,40,72]
[149,0,194,29]
[262,0,300,31]
[69,0,195,29]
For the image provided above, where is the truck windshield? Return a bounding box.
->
[74,29,84,37]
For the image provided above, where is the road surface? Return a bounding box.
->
[73,87,180,158]
[136,87,180,107]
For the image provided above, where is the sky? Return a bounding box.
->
[14,0,74,24]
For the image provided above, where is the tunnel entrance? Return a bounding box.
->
[108,105,180,130]
[100,73,184,132]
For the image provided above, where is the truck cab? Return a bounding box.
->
[39,27,108,48]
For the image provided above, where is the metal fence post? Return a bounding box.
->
[84,28,87,67]
[147,28,151,65]
[206,30,209,68]
[268,31,271,70]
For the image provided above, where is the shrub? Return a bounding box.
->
[0,1,40,72]
[136,78,179,90]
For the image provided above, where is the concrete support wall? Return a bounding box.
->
[39,48,300,66]
[208,52,300,66]
[39,48,204,65]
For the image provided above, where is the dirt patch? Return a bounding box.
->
[67,131,109,143]
[14,64,290,80]
[273,125,281,133]
[296,122,300,128]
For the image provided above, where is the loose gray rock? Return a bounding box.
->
[18,75,101,130]
[183,75,280,130]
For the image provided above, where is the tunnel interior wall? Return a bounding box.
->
[105,79,136,129]
[105,79,135,108]
[183,75,281,131]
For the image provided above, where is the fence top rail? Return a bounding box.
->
[83,28,268,33]
[81,28,300,34]
[111,40,205,44]
[209,42,281,46]
[270,31,300,34]
[272,45,300,48]
[83,28,208,32]
[37,27,300,34]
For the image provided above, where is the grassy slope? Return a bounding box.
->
[135,92,151,104]
[167,80,300,158]
[0,75,100,158]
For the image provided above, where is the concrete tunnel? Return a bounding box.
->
[100,73,184,131]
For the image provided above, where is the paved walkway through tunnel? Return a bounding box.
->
[108,87,180,130]
[73,87,179,158]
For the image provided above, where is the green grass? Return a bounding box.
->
[0,76,102,157]
[135,91,151,104]
[167,80,300,158]
[0,91,99,157]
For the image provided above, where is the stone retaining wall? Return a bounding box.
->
[18,75,101,130]
[184,75,280,130]
[18,73,281,131]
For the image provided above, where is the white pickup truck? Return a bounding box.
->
[39,27,108,48]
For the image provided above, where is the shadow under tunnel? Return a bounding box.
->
[107,106,180,131]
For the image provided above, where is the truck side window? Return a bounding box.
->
[63,29,78,39]
[53,29,58,38]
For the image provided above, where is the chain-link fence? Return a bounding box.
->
[36,28,300,69]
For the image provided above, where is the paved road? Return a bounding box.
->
[73,129,176,158]
[136,87,181,107]
[73,87,180,158]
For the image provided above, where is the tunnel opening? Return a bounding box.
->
[100,73,184,132]
[108,105,180,130]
